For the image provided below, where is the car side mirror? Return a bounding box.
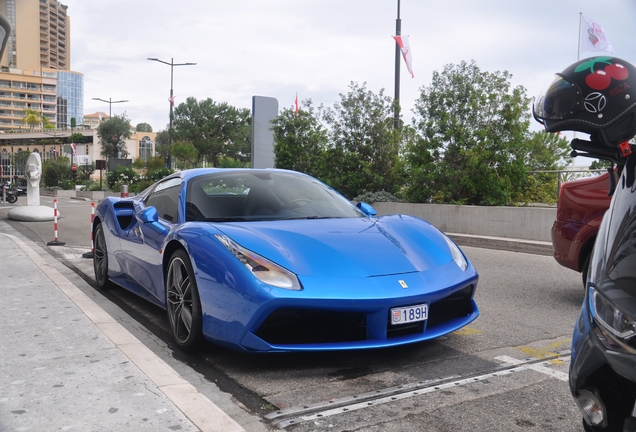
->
[356,202,377,217]
[139,206,167,234]
[139,206,159,223]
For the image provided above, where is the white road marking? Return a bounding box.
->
[495,355,569,381]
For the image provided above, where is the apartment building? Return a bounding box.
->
[0,0,83,131]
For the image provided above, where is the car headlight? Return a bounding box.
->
[590,287,636,341]
[444,235,468,271]
[215,234,301,290]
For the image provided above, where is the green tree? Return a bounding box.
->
[42,159,71,187]
[519,131,572,204]
[271,99,327,177]
[12,150,29,173]
[524,131,571,171]
[68,132,87,144]
[318,82,404,199]
[589,159,613,170]
[217,156,250,168]
[132,155,166,171]
[136,123,153,132]
[22,109,42,131]
[406,60,531,205]
[78,162,95,181]
[97,114,131,163]
[171,141,199,169]
[154,129,170,165]
[173,97,251,167]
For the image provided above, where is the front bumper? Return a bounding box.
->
[570,298,636,429]
[241,283,479,352]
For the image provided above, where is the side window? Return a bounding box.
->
[145,177,181,223]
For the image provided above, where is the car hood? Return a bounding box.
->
[214,215,455,278]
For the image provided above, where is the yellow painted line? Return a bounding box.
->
[453,327,482,335]
[516,338,572,364]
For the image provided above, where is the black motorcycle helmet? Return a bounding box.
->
[533,56,636,147]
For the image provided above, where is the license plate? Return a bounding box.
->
[391,303,428,325]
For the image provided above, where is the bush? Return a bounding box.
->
[146,167,173,182]
[42,160,71,187]
[58,179,75,190]
[106,165,140,190]
[129,178,155,194]
[353,190,401,203]
[88,181,109,192]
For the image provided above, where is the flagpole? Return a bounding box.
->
[577,12,582,61]
[393,0,401,130]
[572,12,583,169]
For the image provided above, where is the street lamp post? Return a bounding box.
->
[393,0,401,130]
[91,97,129,118]
[147,57,196,170]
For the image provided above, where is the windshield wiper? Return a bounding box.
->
[199,216,251,222]
[288,216,343,220]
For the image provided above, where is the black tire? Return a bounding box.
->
[6,193,17,204]
[166,250,204,351]
[581,253,591,288]
[93,223,112,289]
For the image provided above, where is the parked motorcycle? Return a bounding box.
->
[1,184,18,204]
[534,56,636,431]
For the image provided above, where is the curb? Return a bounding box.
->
[448,233,553,256]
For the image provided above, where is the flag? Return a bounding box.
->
[169,95,175,106]
[580,15,614,54]
[294,93,299,115]
[70,143,77,157]
[393,35,414,78]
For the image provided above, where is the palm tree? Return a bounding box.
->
[22,109,42,131]
[42,116,55,129]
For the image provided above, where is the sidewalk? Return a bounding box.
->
[0,227,250,432]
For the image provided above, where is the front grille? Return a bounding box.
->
[387,321,424,338]
[426,285,474,328]
[254,309,367,345]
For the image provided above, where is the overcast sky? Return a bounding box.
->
[62,0,636,141]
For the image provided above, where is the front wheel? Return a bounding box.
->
[93,223,112,289]
[166,250,204,351]
[6,193,17,204]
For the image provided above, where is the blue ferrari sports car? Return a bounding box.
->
[92,168,479,352]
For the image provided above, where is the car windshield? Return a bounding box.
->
[185,171,363,222]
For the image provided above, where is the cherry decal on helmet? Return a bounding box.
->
[576,56,630,91]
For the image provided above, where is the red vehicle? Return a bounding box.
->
[551,171,612,285]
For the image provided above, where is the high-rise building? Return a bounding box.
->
[0,0,82,131]
[1,0,70,70]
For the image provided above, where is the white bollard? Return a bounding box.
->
[47,199,66,246]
